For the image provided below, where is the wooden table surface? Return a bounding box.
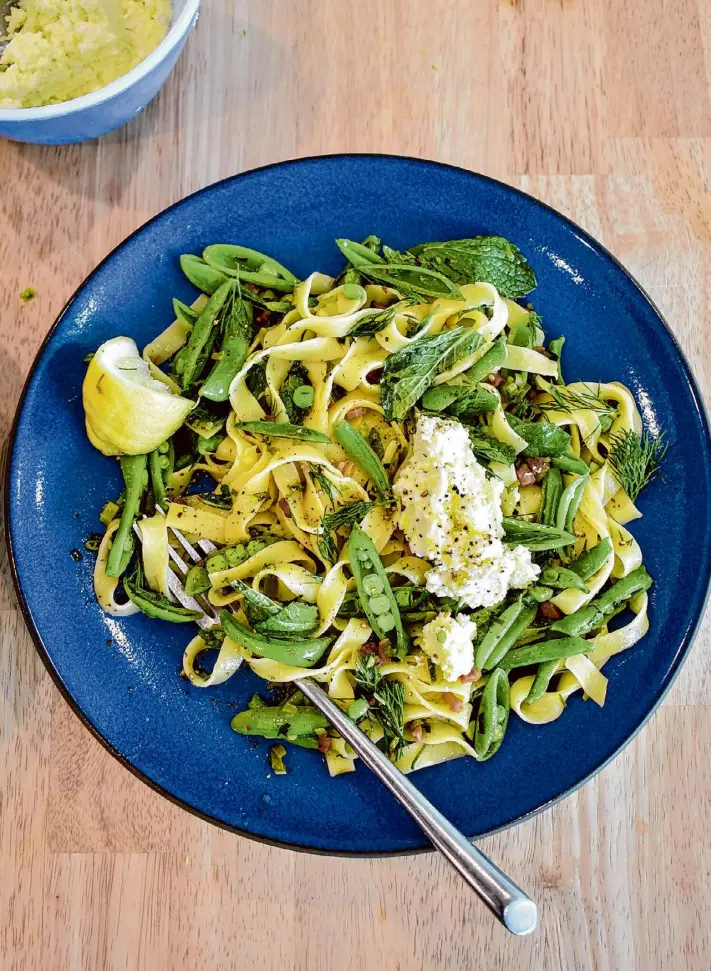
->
[2,2,711,969]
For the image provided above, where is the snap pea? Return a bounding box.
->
[235,421,330,444]
[550,566,652,637]
[540,467,563,526]
[556,474,589,533]
[231,704,328,741]
[229,577,280,621]
[334,420,390,496]
[552,451,589,476]
[203,244,298,292]
[124,575,202,623]
[201,286,253,402]
[568,537,613,582]
[338,584,431,618]
[336,238,387,265]
[149,439,173,510]
[254,602,319,639]
[475,601,537,671]
[348,524,407,657]
[539,566,590,593]
[471,667,510,761]
[501,518,576,551]
[173,298,199,327]
[185,566,211,597]
[525,660,559,704]
[462,337,508,385]
[527,585,555,602]
[179,280,234,391]
[206,534,281,574]
[220,611,332,668]
[421,382,498,417]
[180,254,229,295]
[105,454,148,578]
[498,635,589,670]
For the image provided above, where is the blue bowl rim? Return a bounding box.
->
[0,0,200,122]
[6,153,711,858]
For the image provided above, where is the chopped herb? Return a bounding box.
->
[20,287,36,302]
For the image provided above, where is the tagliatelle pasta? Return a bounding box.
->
[85,234,666,777]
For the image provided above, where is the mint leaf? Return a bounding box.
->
[409,236,536,298]
[380,327,484,421]
[508,415,571,457]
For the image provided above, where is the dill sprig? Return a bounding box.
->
[607,429,668,502]
[308,463,338,501]
[537,383,615,416]
[317,499,380,564]
[354,653,407,761]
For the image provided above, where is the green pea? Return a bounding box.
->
[246,540,263,556]
[362,575,384,596]
[342,283,366,300]
[348,698,370,721]
[369,595,391,616]
[292,385,314,408]
[227,545,247,566]
[378,613,396,632]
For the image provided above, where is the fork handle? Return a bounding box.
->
[296,677,537,936]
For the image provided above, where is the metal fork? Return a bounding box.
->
[158,518,538,936]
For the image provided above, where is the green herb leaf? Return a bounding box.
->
[354,653,407,760]
[348,306,397,337]
[607,429,668,502]
[508,414,572,458]
[380,327,485,421]
[235,421,330,443]
[465,427,517,465]
[409,236,537,298]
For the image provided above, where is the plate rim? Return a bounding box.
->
[7,152,711,857]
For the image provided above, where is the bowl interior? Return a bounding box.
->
[8,156,711,854]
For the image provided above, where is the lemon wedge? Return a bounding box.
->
[83,337,194,456]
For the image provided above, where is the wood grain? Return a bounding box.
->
[1,1,711,968]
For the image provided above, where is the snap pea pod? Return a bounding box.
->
[336,238,387,266]
[501,518,576,551]
[220,611,331,668]
[254,602,319,639]
[568,537,613,581]
[525,660,559,704]
[173,298,199,327]
[203,243,299,291]
[149,439,173,510]
[527,585,555,602]
[185,565,211,596]
[475,601,537,671]
[338,584,431,618]
[498,635,590,670]
[539,566,590,593]
[421,382,498,417]
[463,336,508,384]
[471,667,510,761]
[540,467,563,526]
[334,420,390,496]
[552,451,589,476]
[179,280,234,391]
[229,577,280,621]
[206,534,281,574]
[124,575,202,623]
[556,474,589,533]
[348,524,407,657]
[550,566,653,637]
[234,421,330,444]
[231,705,328,741]
[105,454,148,578]
[201,287,253,402]
[180,254,229,295]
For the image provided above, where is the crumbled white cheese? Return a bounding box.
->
[393,414,539,608]
[420,612,476,682]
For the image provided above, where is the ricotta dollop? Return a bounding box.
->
[393,414,539,608]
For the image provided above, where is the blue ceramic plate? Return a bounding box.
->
[7,156,711,854]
